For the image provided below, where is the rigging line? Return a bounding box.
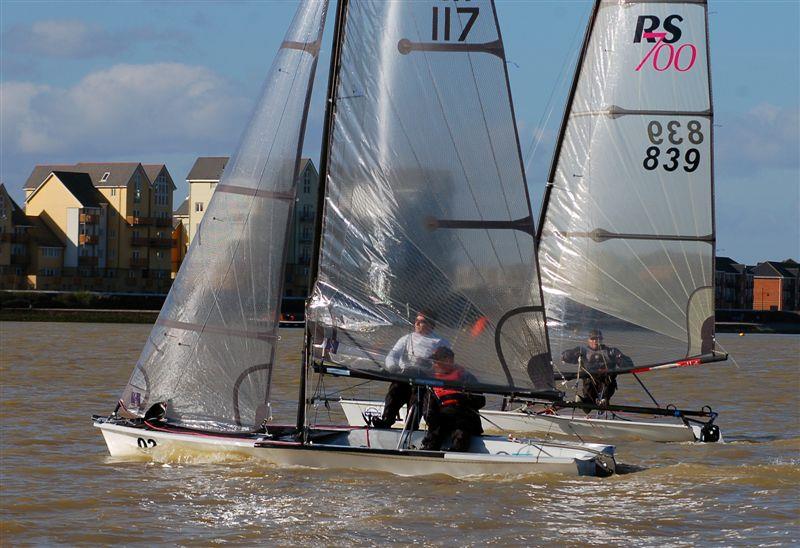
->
[407,10,507,272]
[522,6,586,174]
[457,8,526,265]
[170,23,314,399]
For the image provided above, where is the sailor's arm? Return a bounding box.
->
[384,334,408,373]
[561,346,584,364]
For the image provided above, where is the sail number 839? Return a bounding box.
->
[643,119,703,173]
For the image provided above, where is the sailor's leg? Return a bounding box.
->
[372,382,411,428]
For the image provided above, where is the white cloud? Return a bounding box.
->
[3,19,124,58]
[716,103,800,176]
[1,63,251,157]
[2,19,191,61]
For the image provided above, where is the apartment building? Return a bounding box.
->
[185,156,319,296]
[1,184,65,289]
[171,197,189,277]
[715,256,753,310]
[752,261,799,311]
[186,157,228,242]
[285,158,319,296]
[19,162,176,293]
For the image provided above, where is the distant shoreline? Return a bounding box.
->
[1,307,798,334]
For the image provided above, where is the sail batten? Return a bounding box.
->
[539,0,716,370]
[309,0,553,397]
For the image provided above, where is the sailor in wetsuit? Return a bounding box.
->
[561,329,632,406]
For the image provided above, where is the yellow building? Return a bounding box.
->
[186,157,228,242]
[171,197,189,278]
[1,183,66,290]
[20,162,176,293]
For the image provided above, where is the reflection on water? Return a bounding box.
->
[1,322,798,544]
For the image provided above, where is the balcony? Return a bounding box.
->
[130,257,148,268]
[10,253,29,266]
[0,233,29,243]
[153,217,172,227]
[80,213,100,224]
[79,234,99,245]
[78,256,98,267]
[126,216,150,226]
[131,236,150,247]
[150,238,173,248]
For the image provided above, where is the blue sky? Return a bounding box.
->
[1,0,797,265]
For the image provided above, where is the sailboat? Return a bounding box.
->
[94,0,616,478]
[340,0,727,443]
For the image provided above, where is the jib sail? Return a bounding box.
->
[120,0,328,431]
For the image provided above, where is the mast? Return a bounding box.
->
[297,0,349,433]
[535,0,600,245]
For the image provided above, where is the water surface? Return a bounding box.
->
[1,322,798,545]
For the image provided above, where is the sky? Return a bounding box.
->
[1,0,797,265]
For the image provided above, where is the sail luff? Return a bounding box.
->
[489,0,555,371]
[299,0,350,432]
[536,0,601,245]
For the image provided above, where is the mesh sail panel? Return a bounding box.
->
[309,0,553,395]
[539,0,715,373]
[120,0,327,431]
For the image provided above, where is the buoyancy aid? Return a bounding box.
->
[433,366,467,407]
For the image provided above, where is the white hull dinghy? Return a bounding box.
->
[94,0,618,479]
[94,420,615,478]
[339,399,721,443]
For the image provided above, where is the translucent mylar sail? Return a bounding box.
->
[538,0,716,372]
[120,0,328,431]
[309,0,554,396]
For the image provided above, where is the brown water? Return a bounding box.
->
[2,322,798,545]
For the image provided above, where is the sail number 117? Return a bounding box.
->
[643,119,703,173]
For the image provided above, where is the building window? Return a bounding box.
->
[134,172,142,203]
[128,270,136,279]
[109,229,115,238]
[195,202,204,212]
[303,176,311,194]
[110,188,117,196]
[100,172,110,183]
[110,249,115,259]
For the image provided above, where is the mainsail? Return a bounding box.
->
[120,0,328,431]
[538,0,717,372]
[308,0,554,396]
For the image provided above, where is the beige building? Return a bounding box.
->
[17,162,177,293]
[186,156,228,241]
[185,156,319,296]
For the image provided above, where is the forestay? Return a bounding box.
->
[538,0,716,371]
[119,0,328,431]
[308,0,554,396]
